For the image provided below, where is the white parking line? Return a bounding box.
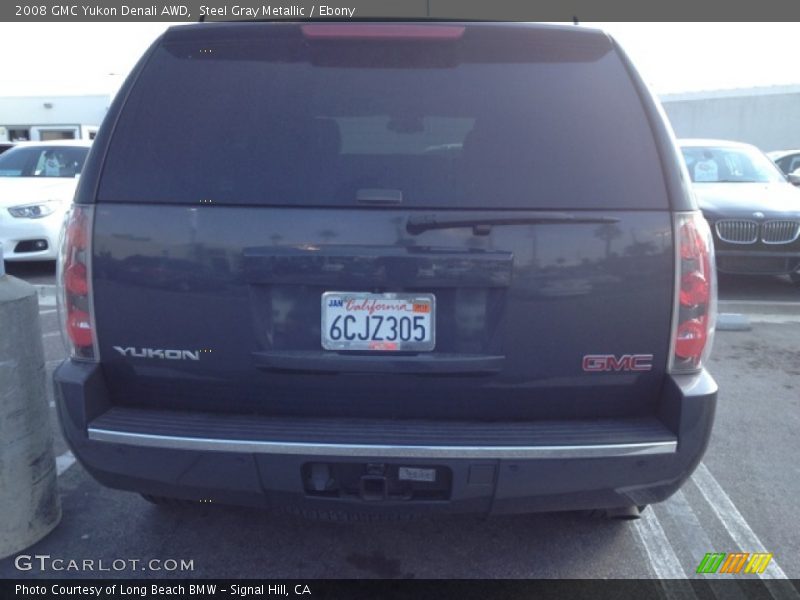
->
[663,490,731,576]
[35,285,57,306]
[632,507,696,599]
[46,359,64,367]
[746,314,800,324]
[719,300,800,307]
[39,309,57,315]
[692,463,800,599]
[662,490,749,599]
[43,331,61,338]
[56,451,76,476]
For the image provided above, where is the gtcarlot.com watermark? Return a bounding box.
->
[14,554,194,573]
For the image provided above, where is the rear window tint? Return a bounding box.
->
[99,25,667,210]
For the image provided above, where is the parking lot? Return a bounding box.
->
[1,261,799,584]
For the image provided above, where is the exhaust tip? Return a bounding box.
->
[604,505,642,520]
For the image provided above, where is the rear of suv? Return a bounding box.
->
[54,22,717,517]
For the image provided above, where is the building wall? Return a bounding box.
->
[0,95,110,131]
[660,87,800,152]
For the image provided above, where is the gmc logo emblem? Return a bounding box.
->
[582,354,653,372]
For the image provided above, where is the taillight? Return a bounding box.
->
[669,212,717,373]
[57,205,98,361]
[300,24,465,40]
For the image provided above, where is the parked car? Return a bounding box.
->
[679,139,800,282]
[0,140,91,262]
[768,149,800,181]
[54,22,717,519]
[0,142,16,155]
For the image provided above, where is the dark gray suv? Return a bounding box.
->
[54,22,718,519]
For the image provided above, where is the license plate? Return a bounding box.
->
[321,292,435,352]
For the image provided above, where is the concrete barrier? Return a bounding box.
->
[0,244,61,559]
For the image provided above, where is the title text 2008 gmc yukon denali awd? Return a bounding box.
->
[54,22,718,518]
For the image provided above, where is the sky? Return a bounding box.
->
[1,22,799,97]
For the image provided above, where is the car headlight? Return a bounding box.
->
[8,202,57,219]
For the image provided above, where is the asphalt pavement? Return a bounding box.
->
[1,262,799,587]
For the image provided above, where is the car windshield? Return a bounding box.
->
[0,145,89,178]
[681,145,786,184]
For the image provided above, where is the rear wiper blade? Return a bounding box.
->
[406,213,620,235]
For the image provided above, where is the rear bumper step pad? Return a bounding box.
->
[88,407,676,460]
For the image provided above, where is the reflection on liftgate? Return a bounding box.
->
[53,21,718,518]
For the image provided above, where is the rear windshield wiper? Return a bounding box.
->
[406,213,620,235]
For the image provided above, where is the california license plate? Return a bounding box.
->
[321,292,435,352]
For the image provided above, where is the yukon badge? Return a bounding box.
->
[582,354,653,372]
[114,346,201,361]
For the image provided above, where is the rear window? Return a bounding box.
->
[99,24,668,210]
